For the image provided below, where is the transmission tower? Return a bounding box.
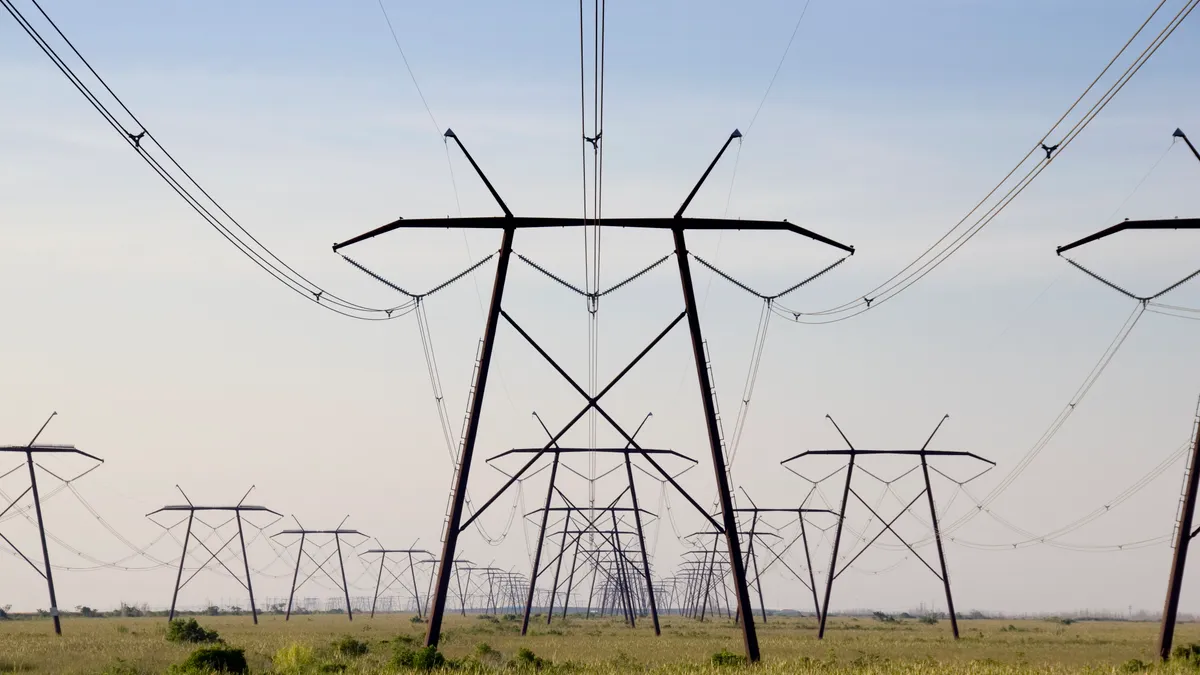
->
[333,128,854,661]
[686,491,835,624]
[1055,129,1200,661]
[147,485,281,624]
[361,546,430,618]
[1,412,102,635]
[783,414,994,639]
[274,517,367,621]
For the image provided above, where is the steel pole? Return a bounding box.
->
[408,552,423,619]
[336,534,353,621]
[700,534,718,622]
[1158,410,1200,660]
[26,452,61,635]
[819,451,856,639]
[624,454,661,635]
[169,511,194,622]
[522,451,561,634]
[371,553,386,618]
[748,517,767,623]
[672,227,760,660]
[921,453,959,638]
[426,225,515,648]
[561,534,582,619]
[285,532,305,620]
[234,511,258,624]
[585,558,598,618]
[798,515,822,621]
[611,512,635,627]
[545,509,570,625]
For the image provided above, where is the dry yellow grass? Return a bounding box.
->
[2,613,1200,673]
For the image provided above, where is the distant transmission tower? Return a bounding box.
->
[1,412,102,635]
[333,128,854,662]
[784,415,994,639]
[147,486,281,624]
[361,545,430,618]
[274,517,367,621]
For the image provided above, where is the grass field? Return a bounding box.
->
[3,613,1200,673]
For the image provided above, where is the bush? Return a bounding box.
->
[1121,658,1150,672]
[511,647,545,669]
[331,635,369,658]
[919,615,939,625]
[273,643,317,673]
[409,615,424,624]
[392,645,446,671]
[166,618,221,644]
[172,647,248,674]
[1173,642,1200,664]
[711,649,747,667]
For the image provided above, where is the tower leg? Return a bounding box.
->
[371,553,386,619]
[426,226,515,648]
[336,534,353,621]
[522,452,561,634]
[625,454,662,635]
[820,451,856,639]
[921,453,959,639]
[1159,408,1200,660]
[169,512,194,622]
[27,451,61,635]
[286,533,305,621]
[672,228,759,661]
[235,511,258,625]
[409,552,423,619]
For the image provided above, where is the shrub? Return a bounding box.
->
[166,618,221,644]
[1174,642,1200,664]
[273,643,317,673]
[331,635,369,658]
[173,647,248,674]
[919,615,939,625]
[511,647,545,669]
[392,645,446,671]
[1121,658,1150,672]
[872,611,897,623]
[409,615,424,624]
[711,649,747,667]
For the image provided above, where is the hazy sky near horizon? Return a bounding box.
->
[2,0,1200,617]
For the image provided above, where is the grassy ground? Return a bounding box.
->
[2,613,1200,673]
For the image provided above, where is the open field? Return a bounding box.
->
[4,614,1200,673]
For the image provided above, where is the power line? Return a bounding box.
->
[2,0,421,320]
[775,0,1197,325]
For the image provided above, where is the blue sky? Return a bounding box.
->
[1,0,1200,616]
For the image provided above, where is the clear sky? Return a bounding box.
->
[2,0,1200,617]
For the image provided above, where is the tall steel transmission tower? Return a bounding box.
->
[334,129,854,661]
[1055,128,1200,661]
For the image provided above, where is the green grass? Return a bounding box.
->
[2,613,1200,673]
